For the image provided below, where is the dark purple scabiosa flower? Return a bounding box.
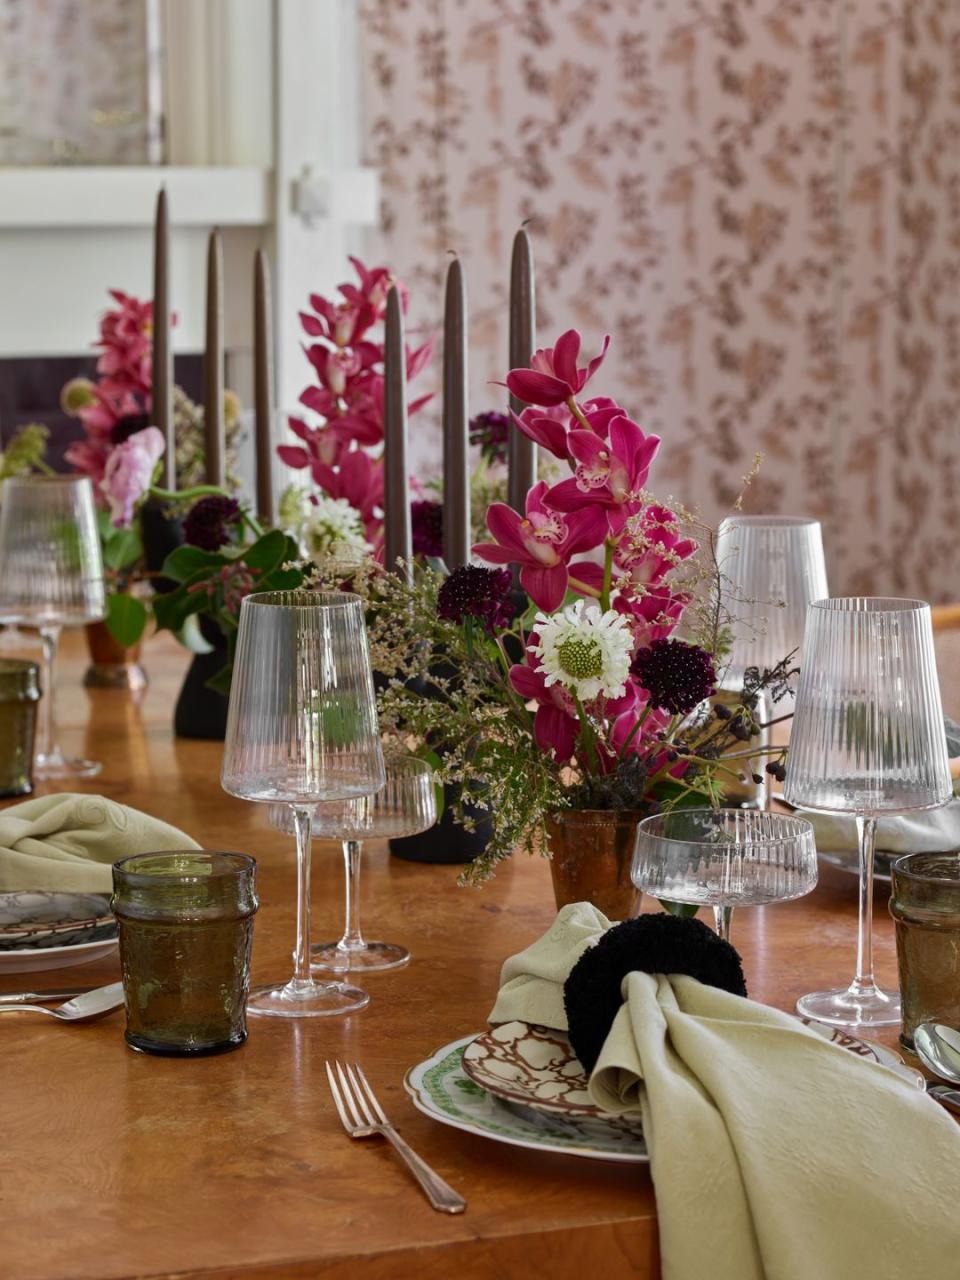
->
[410,499,444,557]
[469,411,510,465]
[631,638,717,715]
[437,565,515,634]
[110,411,152,445]
[182,495,242,551]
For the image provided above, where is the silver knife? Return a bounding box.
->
[0,988,90,1004]
[928,1084,960,1116]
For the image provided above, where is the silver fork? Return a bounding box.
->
[325,1059,466,1214]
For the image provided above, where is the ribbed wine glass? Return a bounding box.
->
[270,754,437,972]
[632,808,817,942]
[784,597,952,1028]
[717,515,828,686]
[0,476,106,777]
[221,590,385,1018]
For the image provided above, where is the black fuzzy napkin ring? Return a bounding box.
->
[562,914,748,1072]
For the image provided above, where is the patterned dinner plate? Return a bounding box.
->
[404,1035,649,1164]
[459,1017,923,1120]
[0,892,118,973]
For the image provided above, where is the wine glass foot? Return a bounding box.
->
[311,939,410,973]
[34,750,101,779]
[796,984,901,1029]
[246,977,369,1018]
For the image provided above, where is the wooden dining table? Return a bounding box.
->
[2,630,958,1280]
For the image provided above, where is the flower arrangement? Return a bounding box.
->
[276,257,434,553]
[59,290,243,648]
[311,328,793,883]
[151,495,304,692]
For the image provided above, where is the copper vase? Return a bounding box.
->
[545,810,644,921]
[84,620,148,692]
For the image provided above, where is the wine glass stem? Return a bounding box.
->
[713,904,733,942]
[852,815,878,995]
[290,806,315,992]
[340,839,365,950]
[38,624,61,761]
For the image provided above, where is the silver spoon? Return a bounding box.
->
[914,1022,960,1085]
[0,982,124,1024]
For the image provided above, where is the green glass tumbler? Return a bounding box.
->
[0,658,39,797]
[112,851,258,1056]
[890,852,960,1051]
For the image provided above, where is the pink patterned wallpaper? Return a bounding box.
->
[359,0,960,601]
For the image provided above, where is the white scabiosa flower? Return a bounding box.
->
[533,600,633,701]
[300,494,371,563]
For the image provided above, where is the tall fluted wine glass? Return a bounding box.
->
[784,598,952,1028]
[0,476,105,777]
[310,753,436,972]
[221,590,385,1018]
[632,808,817,942]
[716,515,828,807]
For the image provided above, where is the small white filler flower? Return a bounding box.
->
[533,600,633,701]
[280,487,371,564]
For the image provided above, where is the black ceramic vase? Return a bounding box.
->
[389,784,493,866]
[174,619,230,741]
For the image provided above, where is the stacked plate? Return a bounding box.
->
[405,1018,922,1162]
[0,891,118,973]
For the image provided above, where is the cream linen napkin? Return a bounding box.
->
[490,903,960,1280]
[803,797,960,854]
[0,793,200,893]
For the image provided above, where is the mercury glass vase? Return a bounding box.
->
[546,810,643,921]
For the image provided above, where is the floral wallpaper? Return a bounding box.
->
[0,0,162,164]
[360,0,960,601]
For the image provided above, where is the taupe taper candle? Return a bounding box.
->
[253,248,275,525]
[442,257,469,569]
[151,188,174,489]
[383,284,411,575]
[203,228,225,487]
[507,227,537,513]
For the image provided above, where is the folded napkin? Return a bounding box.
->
[803,797,960,855]
[490,903,960,1280]
[0,794,200,893]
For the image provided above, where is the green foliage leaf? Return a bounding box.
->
[205,662,233,696]
[161,544,228,583]
[102,527,143,572]
[104,592,148,648]
[243,529,291,575]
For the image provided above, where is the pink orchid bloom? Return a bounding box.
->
[99,426,165,528]
[511,396,627,462]
[614,584,691,647]
[64,439,110,488]
[509,658,579,763]
[616,504,698,587]
[546,413,661,533]
[472,480,607,611]
[313,448,384,534]
[276,417,346,478]
[505,328,611,408]
[95,290,154,396]
[510,407,569,460]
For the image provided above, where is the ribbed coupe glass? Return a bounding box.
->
[784,598,952,1028]
[715,515,828,807]
[632,808,817,942]
[310,753,436,972]
[221,590,385,1018]
[0,476,105,777]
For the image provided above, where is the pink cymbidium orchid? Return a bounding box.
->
[312,447,384,535]
[509,659,580,763]
[473,480,607,611]
[546,414,661,533]
[506,328,611,408]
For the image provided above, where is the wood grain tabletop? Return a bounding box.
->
[0,628,954,1280]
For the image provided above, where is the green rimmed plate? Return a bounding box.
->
[403,1035,649,1164]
